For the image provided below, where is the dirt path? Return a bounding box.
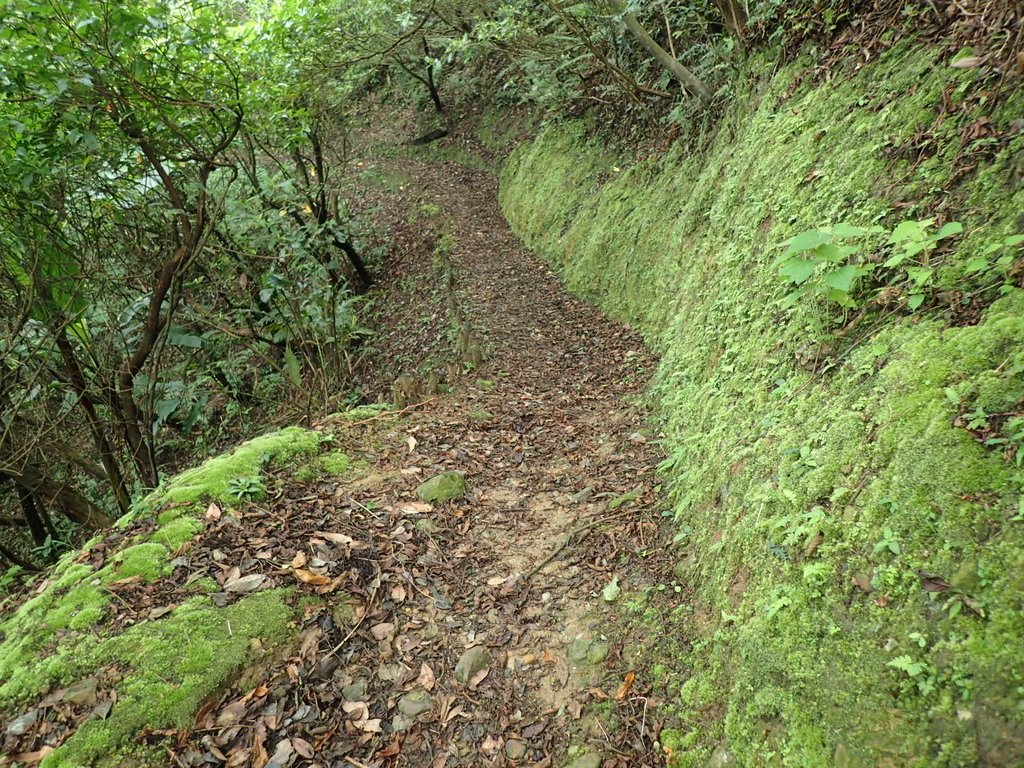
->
[331,156,674,765]
[153,154,676,768]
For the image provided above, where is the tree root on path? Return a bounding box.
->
[521,508,637,582]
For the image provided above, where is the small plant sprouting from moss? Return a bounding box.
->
[227,475,266,501]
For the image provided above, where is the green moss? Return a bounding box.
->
[148,516,205,550]
[101,543,172,582]
[151,426,322,506]
[320,450,351,475]
[0,563,109,703]
[500,43,1024,767]
[41,591,297,768]
[293,450,352,482]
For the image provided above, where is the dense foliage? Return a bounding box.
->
[0,0,385,567]
[3,0,754,567]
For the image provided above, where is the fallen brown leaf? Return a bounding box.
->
[291,737,314,759]
[293,569,331,586]
[205,502,222,522]
[615,671,636,701]
[417,662,436,691]
[7,748,54,765]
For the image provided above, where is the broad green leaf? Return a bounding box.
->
[602,576,621,602]
[890,220,925,243]
[936,222,963,240]
[883,251,908,268]
[831,223,868,238]
[779,258,818,285]
[963,257,989,274]
[168,328,203,348]
[906,266,934,286]
[781,229,831,255]
[907,293,926,310]
[823,264,860,293]
[827,288,857,308]
[815,242,853,263]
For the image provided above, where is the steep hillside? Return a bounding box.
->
[500,43,1024,766]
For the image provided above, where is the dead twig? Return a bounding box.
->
[521,507,637,581]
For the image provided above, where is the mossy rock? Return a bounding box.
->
[416,471,468,503]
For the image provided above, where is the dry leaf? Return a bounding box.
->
[244,684,270,702]
[314,530,355,546]
[293,569,331,586]
[289,551,308,569]
[378,736,402,758]
[405,435,418,452]
[804,531,824,559]
[225,574,267,593]
[468,666,490,689]
[342,701,383,733]
[615,671,636,700]
[225,748,251,768]
[92,697,114,720]
[291,737,314,759]
[195,700,217,727]
[205,502,222,522]
[390,583,407,602]
[919,572,951,593]
[268,738,293,766]
[253,719,269,768]
[417,663,436,691]
[522,720,547,738]
[343,700,370,719]
[148,605,174,620]
[215,697,249,727]
[951,55,983,68]
[370,622,395,641]
[315,575,347,595]
[7,748,54,765]
[398,502,432,514]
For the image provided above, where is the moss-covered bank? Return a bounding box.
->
[500,44,1024,766]
[0,426,341,766]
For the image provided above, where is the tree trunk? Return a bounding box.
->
[606,0,713,103]
[0,540,40,572]
[713,0,747,41]
[16,486,50,548]
[53,328,132,514]
[5,464,114,530]
[422,37,444,113]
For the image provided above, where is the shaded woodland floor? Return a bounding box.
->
[0,130,686,766]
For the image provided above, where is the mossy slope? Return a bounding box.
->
[500,44,1024,766]
[0,427,332,766]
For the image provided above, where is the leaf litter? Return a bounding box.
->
[3,139,681,767]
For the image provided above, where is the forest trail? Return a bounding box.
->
[0,148,677,767]
[308,151,676,765]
